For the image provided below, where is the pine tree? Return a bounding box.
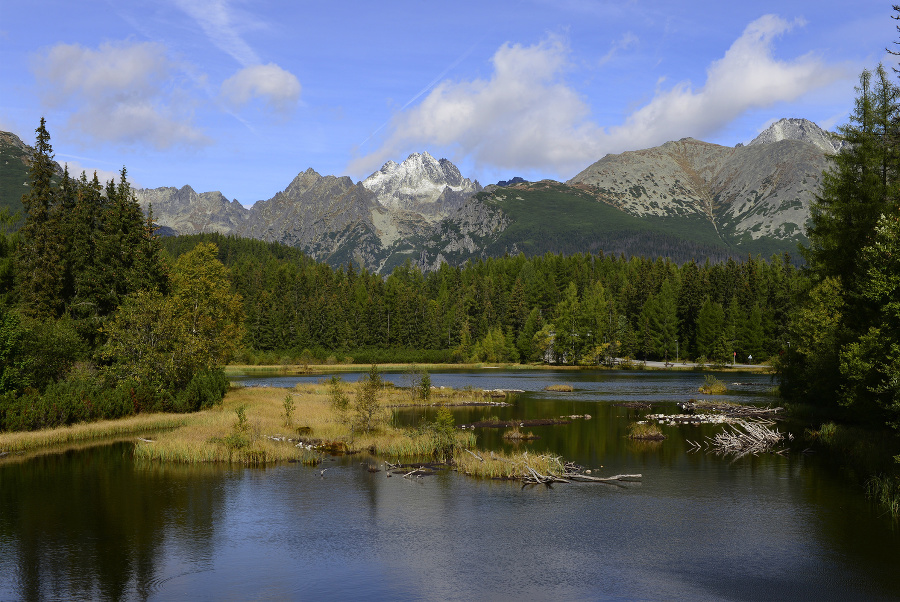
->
[17,118,64,319]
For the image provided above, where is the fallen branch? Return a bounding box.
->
[464,449,485,462]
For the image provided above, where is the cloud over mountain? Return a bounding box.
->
[32,41,209,149]
[351,15,847,179]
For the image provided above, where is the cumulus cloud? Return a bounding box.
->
[32,41,208,149]
[605,14,845,151]
[351,15,847,178]
[221,63,301,113]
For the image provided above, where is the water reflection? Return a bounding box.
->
[1,371,900,600]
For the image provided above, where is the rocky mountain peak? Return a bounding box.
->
[748,118,846,154]
[361,152,481,216]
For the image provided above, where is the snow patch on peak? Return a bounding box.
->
[362,152,481,214]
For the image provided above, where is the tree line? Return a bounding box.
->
[0,119,242,431]
[163,232,799,368]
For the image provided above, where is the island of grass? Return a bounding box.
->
[0,376,634,485]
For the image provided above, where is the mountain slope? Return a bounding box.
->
[135,185,249,235]
[567,132,830,251]
[0,131,65,216]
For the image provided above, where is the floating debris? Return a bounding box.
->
[687,419,792,458]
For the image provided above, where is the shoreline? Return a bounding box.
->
[225,361,773,376]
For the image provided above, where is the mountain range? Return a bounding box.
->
[0,118,840,270]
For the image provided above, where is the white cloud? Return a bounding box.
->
[606,14,844,151]
[221,63,301,113]
[351,15,848,178]
[32,41,208,149]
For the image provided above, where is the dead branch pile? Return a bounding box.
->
[683,400,783,418]
[518,455,642,487]
[687,419,792,458]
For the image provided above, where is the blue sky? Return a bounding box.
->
[0,1,895,206]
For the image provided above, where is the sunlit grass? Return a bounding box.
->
[698,375,727,394]
[0,413,192,453]
[133,383,479,465]
[627,422,665,440]
[455,449,565,479]
[545,384,574,392]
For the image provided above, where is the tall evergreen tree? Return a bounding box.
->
[16,118,64,319]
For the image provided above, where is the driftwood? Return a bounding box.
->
[518,456,643,487]
[687,419,792,458]
[464,449,485,462]
[681,401,783,419]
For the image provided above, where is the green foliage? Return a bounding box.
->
[420,406,458,463]
[328,375,350,414]
[0,308,30,394]
[175,369,228,413]
[282,393,295,427]
[353,365,385,434]
[223,405,251,451]
[419,371,432,402]
[101,243,243,392]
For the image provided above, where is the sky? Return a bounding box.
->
[0,1,896,206]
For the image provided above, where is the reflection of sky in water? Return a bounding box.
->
[133,459,895,600]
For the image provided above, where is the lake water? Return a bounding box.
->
[2,370,899,600]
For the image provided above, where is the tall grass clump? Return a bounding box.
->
[866,475,900,518]
[627,422,665,440]
[698,375,727,395]
[455,450,565,480]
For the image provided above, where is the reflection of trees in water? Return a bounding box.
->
[0,443,227,599]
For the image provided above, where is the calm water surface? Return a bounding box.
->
[2,370,899,600]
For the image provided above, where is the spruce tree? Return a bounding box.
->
[17,118,64,319]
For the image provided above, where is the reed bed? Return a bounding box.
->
[627,422,665,440]
[698,375,727,395]
[545,384,574,392]
[134,384,479,465]
[0,413,192,453]
[455,449,566,479]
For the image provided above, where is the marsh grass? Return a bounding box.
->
[132,384,477,465]
[866,475,900,518]
[627,422,665,440]
[698,375,727,395]
[503,426,538,441]
[455,450,565,479]
[545,384,573,392]
[0,413,192,453]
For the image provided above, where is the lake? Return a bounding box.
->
[2,370,899,600]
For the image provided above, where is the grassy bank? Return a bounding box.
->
[0,413,193,454]
[132,383,486,465]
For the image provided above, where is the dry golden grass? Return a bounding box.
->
[455,449,565,479]
[134,383,477,466]
[627,422,665,440]
[698,375,727,395]
[1,382,543,475]
[545,384,574,392]
[0,413,192,453]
